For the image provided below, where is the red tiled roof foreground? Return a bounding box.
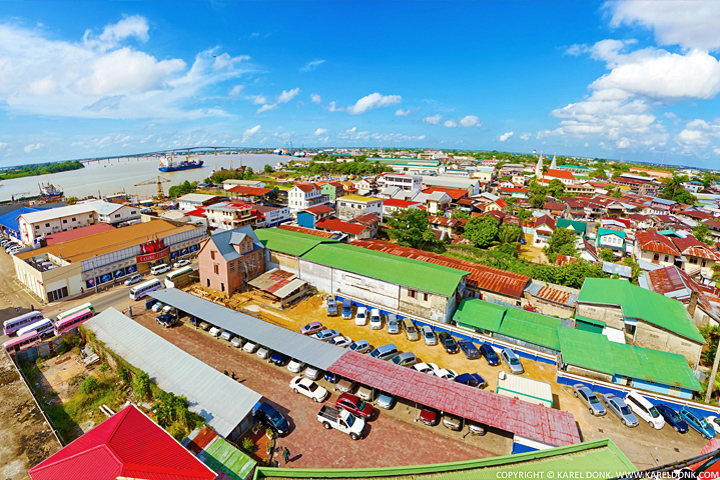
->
[350,239,530,298]
[28,405,216,480]
[328,350,580,447]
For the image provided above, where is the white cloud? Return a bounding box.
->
[242,125,261,143]
[609,0,720,51]
[423,114,442,125]
[326,101,343,112]
[395,108,412,116]
[256,88,300,114]
[459,115,481,127]
[310,93,322,104]
[300,60,325,72]
[0,142,7,148]
[23,143,44,153]
[313,128,328,136]
[444,120,457,128]
[498,132,514,142]
[84,15,149,50]
[229,85,244,97]
[346,92,401,115]
[520,133,531,141]
[252,95,267,105]
[256,104,277,114]
[277,88,300,104]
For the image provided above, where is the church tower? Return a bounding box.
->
[535,153,544,178]
[550,153,557,170]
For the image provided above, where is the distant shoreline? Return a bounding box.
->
[0,160,84,181]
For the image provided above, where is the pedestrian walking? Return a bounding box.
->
[31,305,34,311]
[16,306,20,314]
[283,447,291,464]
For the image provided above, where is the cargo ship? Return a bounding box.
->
[39,182,63,198]
[158,155,204,172]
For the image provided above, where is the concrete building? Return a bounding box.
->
[198,226,264,295]
[320,181,345,202]
[596,228,626,256]
[255,227,338,274]
[204,202,255,231]
[252,204,291,228]
[14,220,206,302]
[575,278,705,368]
[296,205,334,229]
[287,183,330,214]
[381,174,423,191]
[222,179,266,190]
[467,166,496,182]
[634,230,681,268]
[382,198,422,217]
[336,195,383,221]
[177,194,224,211]
[315,218,373,241]
[422,176,481,196]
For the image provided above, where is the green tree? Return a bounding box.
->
[599,248,615,262]
[450,209,470,220]
[547,179,566,199]
[546,227,577,259]
[695,223,712,245]
[700,325,720,366]
[134,371,153,402]
[527,180,547,209]
[464,215,499,248]
[79,376,98,395]
[517,208,532,222]
[504,196,518,214]
[263,164,274,174]
[622,257,641,285]
[168,180,198,198]
[495,224,523,256]
[386,208,435,249]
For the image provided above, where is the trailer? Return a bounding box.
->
[496,371,553,408]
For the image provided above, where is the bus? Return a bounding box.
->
[54,308,94,336]
[3,311,44,336]
[56,302,95,322]
[16,318,55,338]
[129,278,163,300]
[165,266,193,288]
[3,331,41,352]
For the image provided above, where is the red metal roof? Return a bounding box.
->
[673,236,720,261]
[28,405,216,480]
[635,230,680,255]
[543,202,566,211]
[545,169,576,180]
[383,198,422,208]
[302,204,334,215]
[328,351,580,447]
[535,215,556,231]
[293,183,318,193]
[349,239,530,298]
[227,185,273,196]
[428,216,462,227]
[534,285,573,305]
[278,224,337,238]
[422,187,468,200]
[681,210,711,220]
[555,254,578,266]
[184,207,207,218]
[316,218,366,235]
[45,223,116,245]
[499,187,528,193]
[351,213,381,225]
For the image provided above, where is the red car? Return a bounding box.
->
[335,393,373,419]
[419,407,438,426]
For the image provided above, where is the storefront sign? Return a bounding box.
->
[126,265,138,274]
[99,273,113,284]
[136,247,170,263]
[113,268,126,279]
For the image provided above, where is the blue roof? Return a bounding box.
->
[652,198,676,205]
[208,225,263,262]
[0,207,42,234]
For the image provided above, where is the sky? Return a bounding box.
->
[2,1,720,168]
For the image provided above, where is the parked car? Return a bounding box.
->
[386,314,399,334]
[479,343,501,366]
[391,352,418,367]
[678,407,716,439]
[220,330,234,341]
[230,336,246,348]
[438,332,458,354]
[257,346,272,359]
[208,326,222,337]
[314,329,339,341]
[436,368,458,380]
[412,362,440,376]
[198,321,212,331]
[348,340,371,354]
[317,406,364,441]
[356,385,374,402]
[370,309,382,330]
[625,391,665,430]
[454,373,486,389]
[301,321,323,335]
[341,298,353,320]
[270,352,288,366]
[458,339,480,360]
[151,302,165,313]
[421,325,437,346]
[572,384,606,416]
[419,407,438,426]
[500,348,524,374]
[243,341,259,353]
[287,359,305,373]
[304,365,322,380]
[336,392,374,418]
[376,392,395,410]
[324,372,339,384]
[255,402,289,436]
[656,403,689,433]
[290,376,329,402]
[335,378,355,394]
[173,259,191,268]
[369,344,399,361]
[467,420,487,436]
[328,336,352,348]
[706,415,720,432]
[156,313,177,328]
[124,274,143,286]
[602,394,639,427]
[355,307,368,326]
[442,414,462,431]
[326,295,338,316]
[403,318,419,341]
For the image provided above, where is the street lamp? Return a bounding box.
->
[91,255,98,294]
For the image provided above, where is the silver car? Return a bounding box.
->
[602,394,639,427]
[387,314,399,334]
[573,384,606,416]
[500,348,524,374]
[421,325,437,346]
[376,392,395,410]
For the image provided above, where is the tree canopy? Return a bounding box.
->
[168,180,198,198]
[464,215,499,248]
[546,227,578,260]
[386,208,436,249]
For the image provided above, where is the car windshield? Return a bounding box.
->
[589,396,600,404]
[357,312,365,318]
[356,399,367,410]
[510,358,520,365]
[668,411,681,422]
[700,417,710,428]
[620,406,632,415]
[308,383,318,392]
[649,407,660,418]
[265,408,282,423]
[389,320,397,326]
[345,414,355,427]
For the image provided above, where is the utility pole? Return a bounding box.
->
[705,338,720,403]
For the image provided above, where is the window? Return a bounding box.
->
[89,214,93,218]
[34,225,39,230]
[221,283,225,292]
[63,219,67,224]
[131,211,136,215]
[423,293,429,301]
[207,279,210,287]
[211,251,216,260]
[115,214,120,218]
[45,223,50,227]
[664,255,669,262]
[213,264,219,275]
[408,289,415,298]
[690,257,698,265]
[229,262,235,272]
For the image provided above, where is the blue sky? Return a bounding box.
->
[2,1,720,168]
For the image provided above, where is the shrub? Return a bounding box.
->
[79,376,98,395]
[241,437,258,454]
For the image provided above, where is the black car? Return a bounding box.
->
[454,372,487,389]
[269,352,288,366]
[479,343,501,366]
[255,402,289,436]
[438,332,459,354]
[656,403,689,433]
[457,339,480,360]
[156,313,177,328]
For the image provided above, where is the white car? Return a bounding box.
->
[290,376,329,402]
[151,302,165,313]
[243,341,259,353]
[287,359,305,374]
[370,309,382,330]
[124,274,142,286]
[436,368,458,380]
[257,346,272,359]
[412,362,440,376]
[173,259,191,268]
[208,326,222,337]
[328,336,352,348]
[355,307,368,326]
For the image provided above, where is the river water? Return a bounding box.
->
[0,154,287,201]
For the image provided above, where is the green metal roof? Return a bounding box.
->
[202,436,257,480]
[255,228,337,257]
[301,243,466,297]
[501,308,562,350]
[558,165,590,170]
[575,315,606,327]
[253,438,636,479]
[453,299,505,331]
[577,278,705,344]
[559,328,702,391]
[597,228,626,239]
[557,218,588,234]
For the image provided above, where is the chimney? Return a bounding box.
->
[688,290,700,318]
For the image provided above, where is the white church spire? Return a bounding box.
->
[535,153,544,178]
[550,153,557,170]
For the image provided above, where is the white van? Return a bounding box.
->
[624,391,665,430]
[151,264,171,275]
[355,307,368,326]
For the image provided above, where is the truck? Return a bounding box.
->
[317,405,365,440]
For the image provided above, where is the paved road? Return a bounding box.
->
[133,311,497,469]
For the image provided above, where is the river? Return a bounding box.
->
[0,154,288,202]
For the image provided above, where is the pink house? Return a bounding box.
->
[198,226,265,295]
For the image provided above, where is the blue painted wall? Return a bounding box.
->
[296,211,315,229]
